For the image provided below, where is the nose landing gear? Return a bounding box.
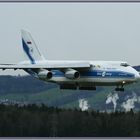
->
[115,85,124,92]
[115,87,124,92]
[115,81,126,92]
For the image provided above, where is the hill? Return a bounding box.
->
[0,73,140,111]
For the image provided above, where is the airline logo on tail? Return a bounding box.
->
[21,30,45,64]
[27,41,32,44]
[22,39,36,64]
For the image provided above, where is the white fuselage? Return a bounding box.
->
[21,60,140,87]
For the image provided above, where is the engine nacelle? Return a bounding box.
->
[65,69,80,79]
[38,70,52,79]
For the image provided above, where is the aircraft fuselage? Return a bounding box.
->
[22,60,140,90]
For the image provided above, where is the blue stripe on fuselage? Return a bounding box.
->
[51,70,135,78]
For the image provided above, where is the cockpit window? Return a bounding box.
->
[120,63,130,67]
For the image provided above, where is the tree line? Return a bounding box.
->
[0,104,139,137]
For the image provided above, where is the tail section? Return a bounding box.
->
[21,29,45,64]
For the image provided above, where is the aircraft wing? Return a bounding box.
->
[0,62,91,70]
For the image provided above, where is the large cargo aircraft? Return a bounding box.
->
[0,30,139,91]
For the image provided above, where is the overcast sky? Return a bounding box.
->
[0,3,140,75]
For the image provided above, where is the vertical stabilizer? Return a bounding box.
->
[21,29,45,64]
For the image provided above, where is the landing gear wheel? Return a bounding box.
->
[115,86,124,92]
[120,88,124,92]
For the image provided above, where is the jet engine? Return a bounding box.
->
[38,69,52,79]
[65,69,80,79]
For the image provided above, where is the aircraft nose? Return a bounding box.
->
[135,72,140,80]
